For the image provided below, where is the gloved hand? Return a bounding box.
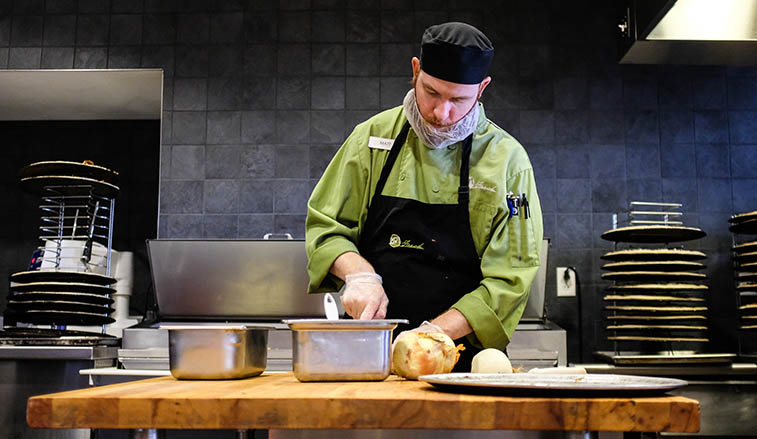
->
[392,320,445,350]
[342,272,388,320]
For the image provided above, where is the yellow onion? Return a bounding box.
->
[392,332,463,380]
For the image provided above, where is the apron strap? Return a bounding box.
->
[375,121,474,207]
[374,122,411,196]
[458,134,473,206]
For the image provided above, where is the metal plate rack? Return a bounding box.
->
[3,161,119,331]
[595,201,722,365]
[729,210,757,359]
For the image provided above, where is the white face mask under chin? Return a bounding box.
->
[402,89,480,150]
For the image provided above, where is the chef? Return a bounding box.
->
[305,22,543,371]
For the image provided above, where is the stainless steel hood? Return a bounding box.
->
[619,0,757,65]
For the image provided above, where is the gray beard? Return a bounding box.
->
[402,89,480,150]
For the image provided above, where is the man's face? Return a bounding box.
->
[411,57,490,128]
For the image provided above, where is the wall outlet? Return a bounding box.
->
[556,267,576,297]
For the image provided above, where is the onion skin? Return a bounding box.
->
[392,332,463,380]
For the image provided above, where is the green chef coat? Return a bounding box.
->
[305,102,543,350]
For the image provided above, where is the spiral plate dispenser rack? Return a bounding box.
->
[595,201,735,365]
[729,210,757,359]
[3,161,120,338]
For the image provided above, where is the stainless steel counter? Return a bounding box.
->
[1,344,117,439]
[578,362,757,436]
[0,345,117,361]
[581,362,757,376]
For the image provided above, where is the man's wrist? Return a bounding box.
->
[345,272,383,284]
[431,309,473,340]
[330,251,376,280]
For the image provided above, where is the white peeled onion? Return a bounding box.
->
[392,332,463,380]
[471,348,512,373]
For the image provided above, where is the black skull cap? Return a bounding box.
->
[420,22,494,85]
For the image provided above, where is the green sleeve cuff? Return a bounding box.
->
[452,291,510,350]
[306,236,359,294]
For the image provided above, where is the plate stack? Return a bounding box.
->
[729,210,757,355]
[3,161,119,330]
[599,202,710,353]
[7,271,117,326]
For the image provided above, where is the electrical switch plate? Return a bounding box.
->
[556,267,576,297]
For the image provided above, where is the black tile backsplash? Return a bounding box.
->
[10,15,42,47]
[204,180,240,214]
[311,43,344,75]
[659,110,693,144]
[2,1,756,361]
[730,110,757,144]
[207,111,241,144]
[310,111,344,144]
[208,77,242,110]
[42,14,75,46]
[45,0,76,14]
[8,46,39,68]
[73,46,105,68]
[143,14,176,45]
[110,14,143,46]
[107,46,140,68]
[210,12,243,44]
[0,16,10,46]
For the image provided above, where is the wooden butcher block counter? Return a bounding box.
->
[27,372,699,433]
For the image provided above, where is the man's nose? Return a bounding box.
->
[433,100,452,124]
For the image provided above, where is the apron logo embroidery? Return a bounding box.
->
[388,234,425,250]
[468,176,496,193]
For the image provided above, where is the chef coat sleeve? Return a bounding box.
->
[305,129,373,294]
[451,167,544,350]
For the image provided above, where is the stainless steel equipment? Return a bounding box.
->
[163,325,269,379]
[0,322,117,439]
[146,239,324,319]
[127,239,326,373]
[507,239,568,369]
[139,238,565,376]
[284,319,406,382]
[618,0,757,65]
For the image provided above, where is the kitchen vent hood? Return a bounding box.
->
[619,0,757,65]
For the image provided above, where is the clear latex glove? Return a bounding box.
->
[392,320,445,351]
[342,272,388,320]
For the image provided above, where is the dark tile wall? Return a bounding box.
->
[2,0,756,361]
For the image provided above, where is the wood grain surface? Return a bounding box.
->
[27,373,699,432]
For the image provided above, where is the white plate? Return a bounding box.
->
[419,373,687,393]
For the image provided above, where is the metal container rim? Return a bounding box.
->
[161,324,271,331]
[283,318,408,331]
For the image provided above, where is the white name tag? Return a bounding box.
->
[368,136,394,150]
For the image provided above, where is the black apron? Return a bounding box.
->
[357,121,484,372]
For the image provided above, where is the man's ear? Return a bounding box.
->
[478,76,492,99]
[411,57,421,79]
